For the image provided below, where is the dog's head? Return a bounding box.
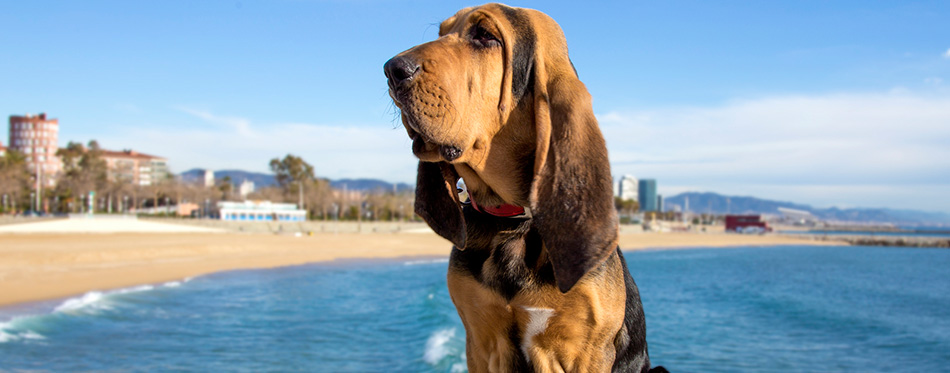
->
[385,3,617,293]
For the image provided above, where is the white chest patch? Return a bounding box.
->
[520,307,555,361]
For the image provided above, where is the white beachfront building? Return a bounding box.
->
[238,179,255,198]
[618,174,638,201]
[217,200,307,222]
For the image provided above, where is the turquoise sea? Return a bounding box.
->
[780,228,950,238]
[1,245,948,372]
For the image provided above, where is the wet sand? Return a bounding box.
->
[0,220,837,307]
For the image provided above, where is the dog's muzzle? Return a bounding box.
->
[384,56,420,94]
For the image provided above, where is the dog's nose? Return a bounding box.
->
[384,56,420,86]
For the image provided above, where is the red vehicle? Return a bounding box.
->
[725,215,771,233]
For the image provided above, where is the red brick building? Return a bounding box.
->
[8,113,60,186]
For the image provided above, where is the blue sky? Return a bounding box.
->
[2,1,948,212]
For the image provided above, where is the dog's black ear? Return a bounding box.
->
[528,21,618,293]
[415,161,466,248]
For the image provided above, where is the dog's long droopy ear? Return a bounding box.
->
[415,161,466,248]
[528,19,618,293]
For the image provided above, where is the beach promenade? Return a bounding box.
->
[0,217,834,307]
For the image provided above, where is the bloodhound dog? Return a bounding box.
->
[385,4,666,372]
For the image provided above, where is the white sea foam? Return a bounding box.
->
[54,291,107,313]
[53,285,156,314]
[0,322,16,343]
[0,318,46,344]
[451,362,467,373]
[21,331,45,340]
[404,258,450,266]
[1,281,187,344]
[115,285,155,295]
[423,328,457,365]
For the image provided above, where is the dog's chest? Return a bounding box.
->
[446,235,625,372]
[446,271,551,372]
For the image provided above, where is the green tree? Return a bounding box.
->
[218,175,233,200]
[55,140,109,212]
[614,197,639,216]
[269,154,315,190]
[269,154,317,213]
[304,178,334,220]
[0,150,30,213]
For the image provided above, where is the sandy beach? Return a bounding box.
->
[0,218,836,307]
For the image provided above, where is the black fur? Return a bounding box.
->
[449,207,555,301]
[449,209,656,371]
[507,323,531,372]
[500,5,535,102]
[612,248,652,372]
[414,162,466,247]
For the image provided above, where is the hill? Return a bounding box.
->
[664,192,950,226]
[177,170,948,225]
[330,179,413,193]
[180,169,278,187]
[178,169,411,192]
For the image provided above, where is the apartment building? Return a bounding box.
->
[8,113,60,186]
[100,149,170,186]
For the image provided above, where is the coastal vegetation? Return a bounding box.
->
[0,141,416,223]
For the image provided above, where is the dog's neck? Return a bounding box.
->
[470,197,529,218]
[452,110,537,209]
[453,157,532,210]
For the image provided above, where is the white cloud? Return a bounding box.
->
[176,107,254,137]
[90,92,950,212]
[944,48,950,59]
[95,109,419,183]
[598,91,950,211]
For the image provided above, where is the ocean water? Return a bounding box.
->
[781,229,950,238]
[1,245,948,372]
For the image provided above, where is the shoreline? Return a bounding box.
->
[0,220,842,308]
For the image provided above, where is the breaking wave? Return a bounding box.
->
[1,279,191,344]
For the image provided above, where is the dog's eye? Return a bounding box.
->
[471,25,500,48]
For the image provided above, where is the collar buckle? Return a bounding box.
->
[457,178,531,218]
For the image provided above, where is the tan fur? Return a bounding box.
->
[447,251,627,372]
[512,253,627,372]
[388,3,638,372]
[390,4,546,207]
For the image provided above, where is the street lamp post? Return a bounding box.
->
[331,203,339,234]
[87,191,95,215]
[298,180,304,210]
[34,163,41,215]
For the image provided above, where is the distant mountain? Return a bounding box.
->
[664,192,950,226]
[330,179,413,193]
[178,169,412,193]
[180,169,278,187]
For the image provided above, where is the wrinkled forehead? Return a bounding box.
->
[437,4,566,51]
[437,4,528,36]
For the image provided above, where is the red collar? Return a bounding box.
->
[470,198,528,218]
